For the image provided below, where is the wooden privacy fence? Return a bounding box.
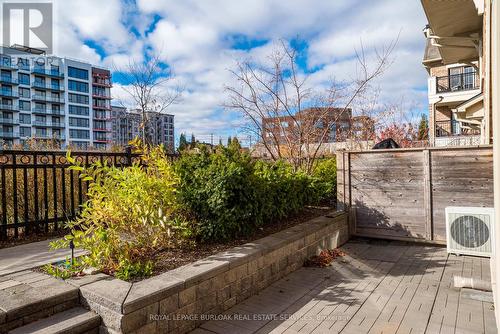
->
[0,149,150,239]
[337,146,493,243]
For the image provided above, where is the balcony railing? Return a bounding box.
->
[31,95,65,103]
[32,68,64,78]
[0,104,18,111]
[32,108,64,116]
[92,93,112,99]
[93,105,111,110]
[32,133,66,140]
[32,121,65,128]
[32,82,65,91]
[436,72,479,93]
[0,131,20,138]
[0,118,18,124]
[0,77,18,85]
[0,63,18,71]
[0,90,19,98]
[435,120,480,137]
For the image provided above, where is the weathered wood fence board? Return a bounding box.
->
[337,146,493,243]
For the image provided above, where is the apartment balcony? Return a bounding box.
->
[32,121,65,128]
[0,90,19,98]
[434,120,481,147]
[32,68,64,78]
[0,104,19,111]
[32,81,65,91]
[31,95,65,104]
[93,115,111,121]
[436,72,479,93]
[0,118,19,125]
[0,63,18,71]
[92,93,112,100]
[93,105,111,110]
[93,127,110,132]
[92,81,112,88]
[32,108,64,116]
[0,131,20,138]
[93,138,110,143]
[0,77,18,85]
[33,133,66,140]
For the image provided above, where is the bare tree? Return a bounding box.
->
[117,54,182,147]
[225,38,398,172]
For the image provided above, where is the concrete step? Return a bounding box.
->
[0,270,79,333]
[9,307,100,334]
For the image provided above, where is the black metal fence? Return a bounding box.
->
[436,72,478,93]
[0,149,149,239]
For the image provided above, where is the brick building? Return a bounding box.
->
[261,107,374,145]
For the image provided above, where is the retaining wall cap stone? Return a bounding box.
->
[169,258,229,289]
[79,278,132,314]
[123,274,184,314]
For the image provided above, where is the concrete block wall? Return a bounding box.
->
[78,212,349,334]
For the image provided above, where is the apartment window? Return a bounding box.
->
[1,56,12,67]
[19,100,30,111]
[94,110,107,119]
[92,86,108,96]
[71,141,89,149]
[94,132,107,140]
[50,65,60,75]
[68,80,89,93]
[69,117,89,127]
[18,73,29,85]
[69,105,89,116]
[34,76,45,85]
[20,127,31,137]
[68,67,88,80]
[17,58,29,71]
[93,99,109,108]
[94,120,106,129]
[35,115,46,123]
[19,114,31,124]
[69,129,90,139]
[34,102,45,111]
[51,78,60,88]
[19,87,30,98]
[35,128,47,136]
[69,93,89,104]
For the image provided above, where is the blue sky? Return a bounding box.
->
[48,0,429,145]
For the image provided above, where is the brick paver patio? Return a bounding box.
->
[191,239,496,334]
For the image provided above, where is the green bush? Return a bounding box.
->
[176,145,337,242]
[51,145,190,280]
[310,158,337,201]
[175,145,263,241]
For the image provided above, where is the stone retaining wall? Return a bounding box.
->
[76,211,349,334]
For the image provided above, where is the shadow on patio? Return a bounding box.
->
[191,238,496,334]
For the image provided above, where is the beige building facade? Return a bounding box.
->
[422,0,489,147]
[422,0,500,327]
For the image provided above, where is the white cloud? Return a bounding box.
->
[44,0,431,138]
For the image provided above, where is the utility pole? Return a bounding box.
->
[210,133,213,146]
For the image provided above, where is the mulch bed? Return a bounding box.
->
[32,205,336,282]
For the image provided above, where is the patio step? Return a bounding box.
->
[9,307,100,334]
[0,271,79,333]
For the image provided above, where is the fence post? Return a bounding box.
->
[423,149,433,240]
[125,145,132,166]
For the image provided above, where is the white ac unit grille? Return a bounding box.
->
[446,207,494,257]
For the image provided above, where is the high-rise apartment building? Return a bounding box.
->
[110,106,175,151]
[0,45,112,149]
